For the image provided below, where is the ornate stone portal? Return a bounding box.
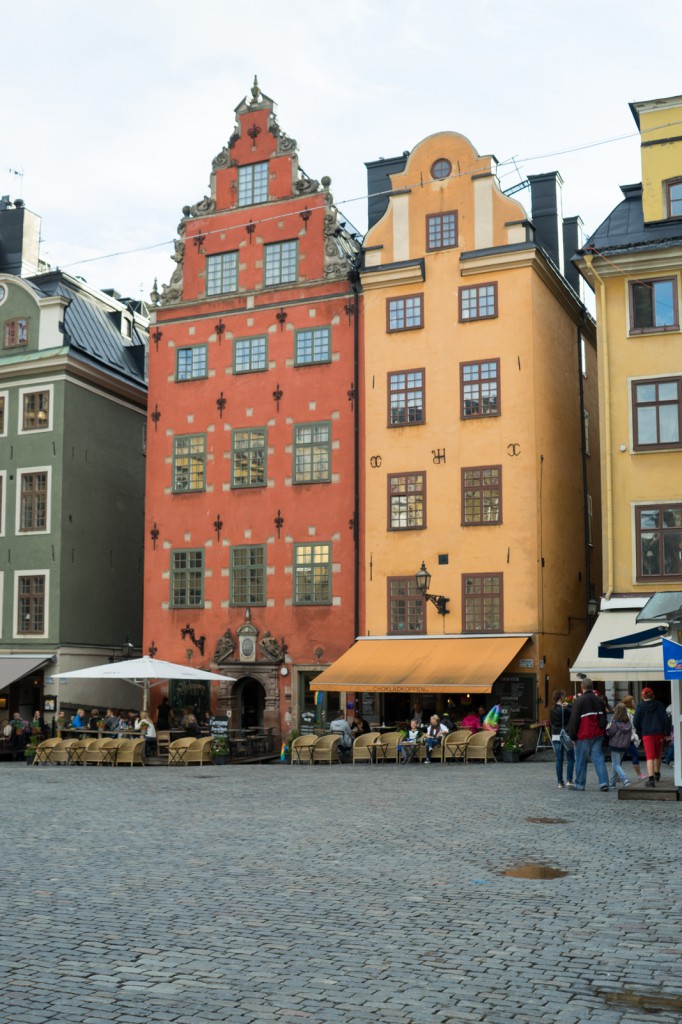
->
[210,613,282,731]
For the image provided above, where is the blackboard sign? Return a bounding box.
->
[361,694,375,718]
[209,716,229,738]
[498,706,511,738]
[492,674,536,721]
[300,711,316,736]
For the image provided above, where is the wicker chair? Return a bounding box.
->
[167,737,197,766]
[82,738,118,766]
[465,731,497,763]
[290,735,318,765]
[310,734,341,765]
[114,738,145,766]
[33,738,62,765]
[183,736,215,766]
[352,732,382,764]
[440,730,473,764]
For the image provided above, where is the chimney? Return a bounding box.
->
[365,152,410,230]
[562,215,584,297]
[0,198,42,276]
[528,172,564,275]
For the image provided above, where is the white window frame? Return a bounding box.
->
[15,466,52,535]
[17,383,54,435]
[13,569,50,640]
[0,469,6,537]
[0,389,8,437]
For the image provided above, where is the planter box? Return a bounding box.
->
[502,750,520,763]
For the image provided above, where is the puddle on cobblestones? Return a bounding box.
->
[502,863,568,879]
[526,817,569,824]
[600,989,682,1015]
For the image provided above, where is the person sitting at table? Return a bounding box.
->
[329,711,354,759]
[423,714,449,764]
[399,719,423,764]
[182,709,201,738]
[351,712,370,736]
[411,700,425,726]
[71,709,86,729]
[31,709,48,740]
[460,711,481,733]
[135,711,157,758]
[104,709,119,734]
[440,709,456,732]
[87,708,101,731]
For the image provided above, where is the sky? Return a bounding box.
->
[2,0,682,302]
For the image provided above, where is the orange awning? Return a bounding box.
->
[312,635,530,693]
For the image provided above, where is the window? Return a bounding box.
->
[666,179,682,218]
[294,543,331,604]
[173,435,206,492]
[388,472,425,530]
[17,574,46,634]
[388,369,424,426]
[630,277,678,333]
[231,545,266,605]
[170,550,204,608]
[387,295,423,332]
[462,466,502,525]
[19,392,49,431]
[19,472,47,531]
[232,429,266,488]
[388,577,424,634]
[0,393,5,435]
[462,573,503,632]
[206,252,238,296]
[426,212,458,251]
[461,359,500,418]
[238,162,268,206]
[431,159,451,180]
[264,241,297,286]
[632,378,681,449]
[636,504,682,580]
[176,346,208,381]
[295,327,331,366]
[293,422,331,483]
[234,336,267,374]
[459,284,497,321]
[3,318,28,349]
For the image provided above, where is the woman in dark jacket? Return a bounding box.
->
[549,689,574,788]
[633,688,670,787]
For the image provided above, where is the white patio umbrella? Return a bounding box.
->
[49,656,235,712]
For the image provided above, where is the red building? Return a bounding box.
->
[144,80,360,738]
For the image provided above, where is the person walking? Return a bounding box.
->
[622,695,644,779]
[605,703,636,789]
[549,689,575,788]
[633,688,670,788]
[568,677,609,792]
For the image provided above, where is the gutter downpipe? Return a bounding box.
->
[577,307,592,622]
[584,252,614,600]
[350,263,361,642]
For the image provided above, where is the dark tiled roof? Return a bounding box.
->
[582,183,682,255]
[31,273,147,386]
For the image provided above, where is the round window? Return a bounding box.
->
[431,158,452,181]
[0,284,6,305]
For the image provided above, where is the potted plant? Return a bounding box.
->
[212,735,230,765]
[501,725,523,763]
[25,736,41,766]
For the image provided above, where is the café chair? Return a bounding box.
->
[290,735,318,765]
[167,737,196,766]
[440,730,473,764]
[114,738,145,767]
[184,736,215,766]
[465,731,497,764]
[156,730,171,757]
[351,732,382,764]
[310,733,340,765]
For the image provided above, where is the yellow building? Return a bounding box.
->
[573,94,682,717]
[315,131,600,726]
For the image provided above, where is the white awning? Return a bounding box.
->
[570,610,666,682]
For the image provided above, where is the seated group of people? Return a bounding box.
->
[328,709,481,763]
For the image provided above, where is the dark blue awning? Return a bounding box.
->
[598,624,667,659]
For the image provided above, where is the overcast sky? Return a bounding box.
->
[2,0,681,301]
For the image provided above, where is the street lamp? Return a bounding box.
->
[415,562,450,616]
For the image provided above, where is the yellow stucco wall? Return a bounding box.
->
[359,132,599,704]
[635,95,682,223]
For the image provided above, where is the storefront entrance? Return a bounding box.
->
[238,677,266,729]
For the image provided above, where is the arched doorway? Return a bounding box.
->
[238,676,266,729]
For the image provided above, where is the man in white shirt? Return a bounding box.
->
[423,714,449,763]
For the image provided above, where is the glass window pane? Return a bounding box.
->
[654,280,675,327]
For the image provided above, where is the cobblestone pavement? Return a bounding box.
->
[1,759,680,1024]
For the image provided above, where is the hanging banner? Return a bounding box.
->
[662,638,682,679]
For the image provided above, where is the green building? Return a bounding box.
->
[0,197,148,722]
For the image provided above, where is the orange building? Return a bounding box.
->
[315,132,601,727]
[144,81,359,737]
